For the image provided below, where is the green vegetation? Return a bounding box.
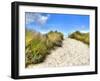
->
[25,29,90,67]
[25,29,64,67]
[47,31,63,47]
[68,31,89,45]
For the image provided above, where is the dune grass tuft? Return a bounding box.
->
[25,29,64,67]
[68,31,89,45]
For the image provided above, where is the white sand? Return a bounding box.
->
[28,38,90,68]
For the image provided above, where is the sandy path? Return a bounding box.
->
[28,38,90,68]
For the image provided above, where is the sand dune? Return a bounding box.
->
[28,38,90,68]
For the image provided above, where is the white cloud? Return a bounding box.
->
[72,25,88,31]
[26,13,50,26]
[26,13,35,24]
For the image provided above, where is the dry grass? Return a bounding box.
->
[25,29,64,67]
[68,31,89,45]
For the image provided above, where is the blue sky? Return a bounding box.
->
[25,12,90,37]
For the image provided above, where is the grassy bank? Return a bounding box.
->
[68,31,89,45]
[25,29,64,67]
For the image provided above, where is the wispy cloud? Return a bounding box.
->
[72,25,88,31]
[80,25,87,30]
[26,12,50,26]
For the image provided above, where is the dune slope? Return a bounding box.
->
[28,38,90,68]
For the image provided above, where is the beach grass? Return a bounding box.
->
[25,29,64,67]
[68,31,89,45]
